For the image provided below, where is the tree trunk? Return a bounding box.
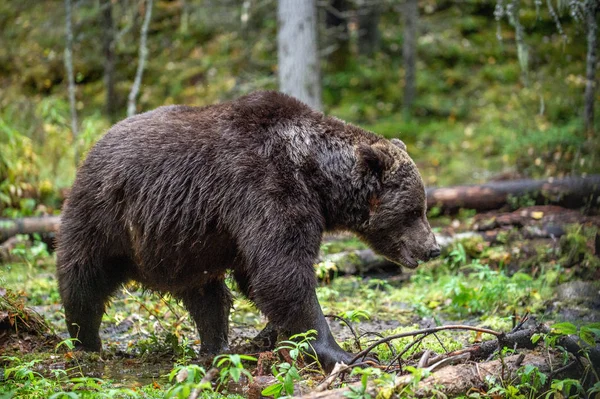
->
[426,175,600,213]
[402,0,418,115]
[584,0,598,135]
[277,0,322,110]
[101,0,117,120]
[180,0,189,34]
[127,0,153,117]
[64,0,78,148]
[325,0,350,71]
[357,0,380,56]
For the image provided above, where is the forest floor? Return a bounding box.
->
[1,207,599,398]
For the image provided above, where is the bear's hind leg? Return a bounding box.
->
[57,257,130,351]
[179,280,232,355]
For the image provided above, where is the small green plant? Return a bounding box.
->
[213,353,257,389]
[344,367,381,399]
[262,330,318,398]
[166,364,210,399]
[9,233,50,268]
[447,242,467,269]
[338,309,371,323]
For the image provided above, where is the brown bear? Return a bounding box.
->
[56,91,440,371]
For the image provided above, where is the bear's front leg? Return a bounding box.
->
[289,291,357,371]
[242,249,356,371]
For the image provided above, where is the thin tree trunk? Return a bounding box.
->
[358,0,380,56]
[127,0,153,117]
[101,0,117,120]
[326,0,350,71]
[64,0,78,148]
[584,0,598,135]
[277,0,322,110]
[180,0,189,34]
[402,0,418,115]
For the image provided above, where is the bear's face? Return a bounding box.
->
[355,139,440,268]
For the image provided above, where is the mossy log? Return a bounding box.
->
[426,175,600,213]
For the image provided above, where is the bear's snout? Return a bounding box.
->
[427,246,441,260]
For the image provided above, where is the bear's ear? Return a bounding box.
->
[390,138,407,151]
[356,143,394,178]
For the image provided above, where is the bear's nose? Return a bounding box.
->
[428,248,441,259]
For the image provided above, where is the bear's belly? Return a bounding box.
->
[127,232,240,293]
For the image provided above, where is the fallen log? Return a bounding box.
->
[426,175,600,213]
[0,216,60,242]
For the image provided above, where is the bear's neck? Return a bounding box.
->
[310,119,380,232]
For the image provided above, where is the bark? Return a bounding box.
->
[277,0,322,110]
[64,0,78,140]
[325,0,350,71]
[101,0,117,120]
[402,0,418,114]
[127,0,153,117]
[357,0,380,56]
[426,175,600,213]
[584,0,598,134]
[0,217,61,242]
[473,205,600,232]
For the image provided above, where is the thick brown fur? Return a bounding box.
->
[56,91,439,371]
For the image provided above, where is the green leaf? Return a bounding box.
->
[284,373,295,395]
[580,327,597,347]
[230,367,241,382]
[262,383,283,397]
[550,322,577,335]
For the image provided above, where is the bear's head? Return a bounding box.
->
[354,138,440,268]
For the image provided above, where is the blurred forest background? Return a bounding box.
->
[0,0,599,217]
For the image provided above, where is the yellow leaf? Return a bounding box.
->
[531,211,544,219]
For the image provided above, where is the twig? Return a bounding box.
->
[426,353,470,373]
[417,349,432,369]
[350,325,501,364]
[510,313,529,334]
[325,314,361,350]
[432,332,449,353]
[315,361,376,392]
[385,334,430,371]
[358,331,397,358]
[189,368,219,399]
[548,360,577,381]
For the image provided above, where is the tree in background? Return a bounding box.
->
[402,0,418,115]
[277,0,322,110]
[127,0,153,117]
[495,0,598,134]
[325,0,350,72]
[101,0,117,121]
[584,0,598,135]
[64,0,78,142]
[357,0,381,56]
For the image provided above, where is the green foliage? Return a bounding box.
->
[213,354,257,388]
[9,234,50,268]
[166,364,209,398]
[262,330,318,398]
